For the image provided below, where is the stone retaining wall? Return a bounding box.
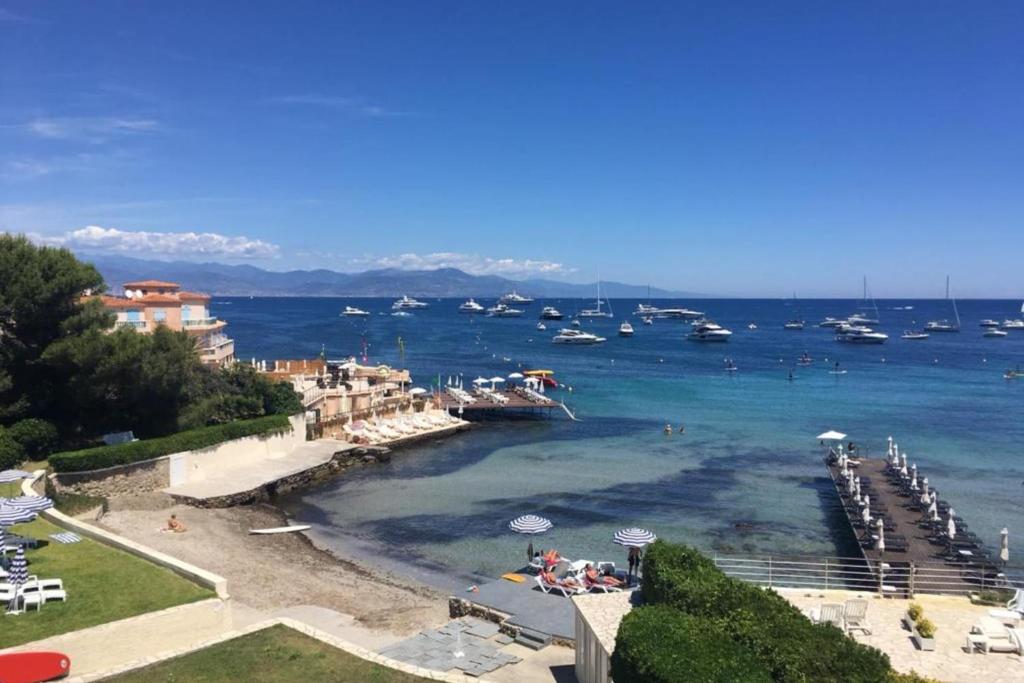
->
[50,456,170,498]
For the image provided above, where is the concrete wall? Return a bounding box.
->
[178,414,305,485]
[574,607,611,683]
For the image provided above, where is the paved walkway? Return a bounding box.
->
[468,579,575,640]
[780,589,1024,683]
[164,440,350,501]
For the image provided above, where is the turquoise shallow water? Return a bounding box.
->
[217,297,1024,586]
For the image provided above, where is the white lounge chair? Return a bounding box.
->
[534,573,584,597]
[812,603,845,628]
[988,588,1024,626]
[843,599,871,635]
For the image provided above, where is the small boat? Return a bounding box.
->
[924,276,961,332]
[499,290,534,305]
[392,295,428,310]
[341,306,371,317]
[391,311,413,317]
[783,320,805,330]
[687,321,732,342]
[250,525,312,535]
[979,319,1000,328]
[618,321,634,337]
[747,322,758,330]
[1005,365,1022,380]
[458,298,486,314]
[0,652,71,683]
[901,331,929,340]
[536,322,547,331]
[539,306,564,320]
[984,329,1009,338]
[835,324,888,344]
[486,304,524,317]
[642,316,654,326]
[1001,319,1024,330]
[571,318,581,328]
[552,328,607,344]
[818,317,845,328]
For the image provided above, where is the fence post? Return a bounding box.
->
[908,561,915,597]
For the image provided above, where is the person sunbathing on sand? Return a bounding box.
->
[166,514,187,533]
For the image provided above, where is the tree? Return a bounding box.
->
[7,418,59,459]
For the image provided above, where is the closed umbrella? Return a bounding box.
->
[846,475,854,495]
[886,436,893,459]
[6,545,28,613]
[875,518,885,552]
[861,505,871,526]
[613,528,657,548]
[863,494,870,511]
[910,465,918,491]
[947,515,957,541]
[999,528,1009,565]
[928,499,939,521]
[854,477,861,501]
[920,478,930,504]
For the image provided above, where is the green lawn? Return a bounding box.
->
[105,624,430,682]
[0,517,213,648]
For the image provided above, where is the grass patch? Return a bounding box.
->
[0,518,213,648]
[104,624,430,682]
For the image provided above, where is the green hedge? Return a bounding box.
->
[615,541,892,683]
[49,414,294,472]
[0,429,24,470]
[611,605,772,683]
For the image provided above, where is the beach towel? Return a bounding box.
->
[49,532,82,544]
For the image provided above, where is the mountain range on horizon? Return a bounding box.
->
[80,253,706,299]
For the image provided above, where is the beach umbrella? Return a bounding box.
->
[861,505,871,526]
[928,500,939,521]
[6,546,28,613]
[538,381,545,394]
[472,377,488,385]
[920,478,929,503]
[854,477,861,500]
[508,372,524,380]
[999,528,1009,565]
[817,430,847,442]
[408,387,427,396]
[613,528,657,548]
[910,465,918,491]
[3,496,53,514]
[863,494,871,511]
[887,436,893,458]
[0,470,31,484]
[0,503,37,527]
[489,376,505,389]
[947,515,957,540]
[447,375,452,387]
[876,518,885,553]
[509,515,553,534]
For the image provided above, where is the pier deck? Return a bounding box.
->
[439,391,559,414]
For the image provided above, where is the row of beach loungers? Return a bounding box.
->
[342,412,460,445]
[511,386,553,405]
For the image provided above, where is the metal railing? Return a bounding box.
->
[713,554,1023,598]
[115,320,147,330]
[183,317,220,327]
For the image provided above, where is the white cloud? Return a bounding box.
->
[34,226,280,259]
[268,94,406,118]
[356,252,573,277]
[19,117,160,143]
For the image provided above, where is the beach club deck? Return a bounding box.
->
[824,446,1008,596]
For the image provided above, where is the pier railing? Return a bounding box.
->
[713,554,1023,598]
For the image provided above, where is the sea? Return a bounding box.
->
[215,296,1023,591]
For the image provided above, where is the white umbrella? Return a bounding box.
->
[854,477,861,500]
[539,382,545,394]
[817,430,847,441]
[508,372,524,380]
[928,499,939,521]
[408,387,427,396]
[887,436,893,458]
[447,375,453,386]
[861,505,871,526]
[920,478,929,503]
[910,465,918,491]
[489,376,505,389]
[472,377,488,385]
[876,518,885,552]
[1000,528,1009,564]
[947,516,957,540]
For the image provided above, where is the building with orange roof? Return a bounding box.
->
[94,280,235,365]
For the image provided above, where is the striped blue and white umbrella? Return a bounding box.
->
[6,546,28,613]
[0,470,32,484]
[2,496,53,514]
[613,528,657,548]
[509,515,553,535]
[0,502,38,527]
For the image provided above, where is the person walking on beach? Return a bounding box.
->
[627,546,642,585]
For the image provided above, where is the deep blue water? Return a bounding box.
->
[214,297,1024,587]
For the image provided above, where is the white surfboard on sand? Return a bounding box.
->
[249,525,311,535]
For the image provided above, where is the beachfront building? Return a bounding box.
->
[95,279,235,365]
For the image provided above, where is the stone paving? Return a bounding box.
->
[378,617,523,678]
[779,589,1024,683]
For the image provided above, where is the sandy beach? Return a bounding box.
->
[96,493,449,636]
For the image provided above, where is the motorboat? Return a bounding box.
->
[552,328,606,344]
[570,318,581,328]
[619,321,634,337]
[392,295,428,310]
[579,280,614,318]
[1006,365,1022,380]
[846,313,880,326]
[783,320,805,330]
[979,319,1000,328]
[486,303,523,317]
[342,306,371,317]
[1000,319,1024,330]
[642,316,654,326]
[924,276,961,332]
[391,311,413,317]
[901,331,929,340]
[499,290,534,305]
[458,298,485,314]
[818,317,846,328]
[634,305,703,319]
[985,328,1008,338]
[835,325,888,344]
[536,322,547,331]
[539,306,564,320]
[687,321,732,342]
[747,323,758,330]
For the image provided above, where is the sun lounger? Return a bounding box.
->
[534,573,584,597]
[843,599,871,635]
[810,603,844,628]
[584,576,623,593]
[988,589,1024,625]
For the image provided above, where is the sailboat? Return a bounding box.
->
[847,277,880,325]
[784,292,805,330]
[924,276,960,332]
[579,279,613,318]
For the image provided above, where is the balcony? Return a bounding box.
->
[182,317,222,328]
[199,335,234,365]
[115,320,148,330]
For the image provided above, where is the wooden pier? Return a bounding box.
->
[438,389,561,415]
[824,452,1007,596]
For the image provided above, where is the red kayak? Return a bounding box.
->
[0,652,71,683]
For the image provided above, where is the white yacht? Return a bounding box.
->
[536,322,547,331]
[748,322,758,330]
[552,328,607,344]
[835,325,888,344]
[579,280,614,318]
[783,320,805,330]
[980,319,1000,328]
[901,330,929,340]
[985,328,1009,338]
[1001,319,1024,330]
[342,306,371,317]
[818,317,845,328]
[687,321,732,342]
[499,290,534,305]
[618,321,634,337]
[391,310,413,317]
[392,295,428,310]
[458,298,485,314]
[486,303,523,317]
[924,276,960,332]
[539,306,564,320]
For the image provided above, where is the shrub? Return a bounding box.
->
[0,429,25,470]
[611,605,772,683]
[915,618,936,639]
[906,603,922,621]
[49,414,293,472]
[7,418,59,459]
[888,671,942,683]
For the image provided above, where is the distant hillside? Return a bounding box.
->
[80,254,707,298]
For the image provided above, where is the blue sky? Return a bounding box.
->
[1,2,1022,297]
